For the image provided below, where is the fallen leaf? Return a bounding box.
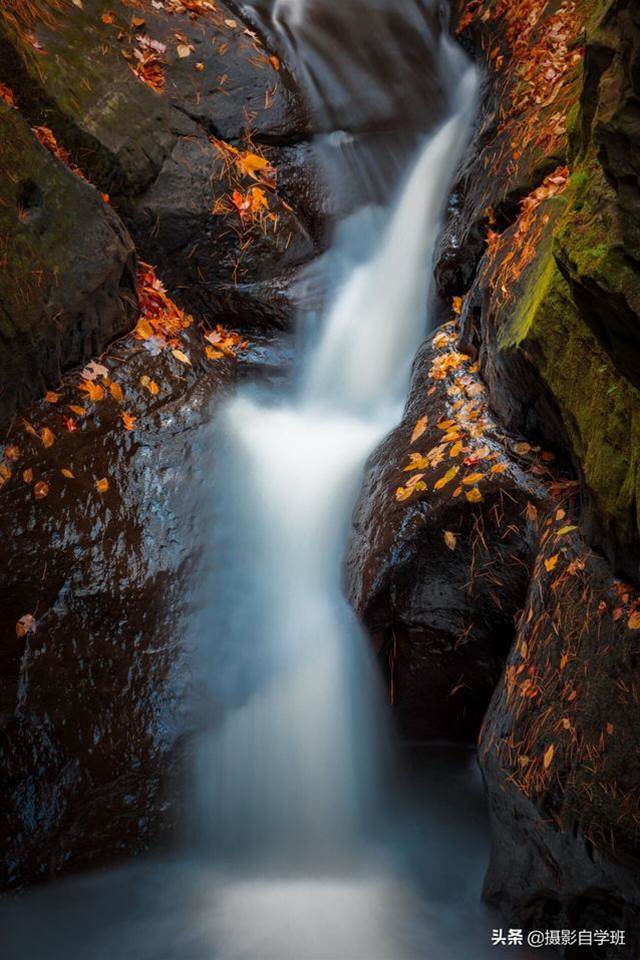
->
[34,481,49,499]
[628,610,640,630]
[61,468,75,479]
[68,404,85,416]
[16,614,36,638]
[606,723,614,735]
[444,530,457,551]
[177,43,192,58]
[434,465,459,491]
[543,744,555,770]
[410,416,428,444]
[95,477,109,493]
[514,442,532,455]
[121,412,137,431]
[23,468,33,483]
[545,554,559,573]
[40,427,55,448]
[82,360,108,381]
[557,525,577,536]
[109,381,124,403]
[79,380,105,402]
[463,472,484,486]
[45,391,60,403]
[140,375,160,395]
[465,486,483,503]
[205,346,224,360]
[5,445,20,461]
[171,348,191,365]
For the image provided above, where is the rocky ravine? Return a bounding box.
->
[0,0,324,888]
[348,0,640,954]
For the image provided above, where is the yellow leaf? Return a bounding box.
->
[23,468,33,483]
[452,295,463,315]
[543,744,555,770]
[95,477,109,493]
[490,462,507,474]
[109,381,124,403]
[404,453,429,471]
[205,346,224,360]
[514,442,532,455]
[34,481,49,499]
[395,486,413,502]
[237,151,270,179]
[171,349,191,365]
[121,412,137,431]
[465,486,483,503]
[41,427,55,448]
[134,317,154,340]
[410,416,428,444]
[68,404,85,416]
[61,468,74,479]
[450,440,464,457]
[545,554,559,573]
[437,419,456,431]
[79,380,105,402]
[406,472,425,489]
[628,610,640,630]
[444,530,457,551]
[45,391,60,403]
[557,525,577,536]
[140,375,160,395]
[463,471,484,486]
[434,465,459,491]
[177,43,192,58]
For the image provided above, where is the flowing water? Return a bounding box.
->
[2,3,549,958]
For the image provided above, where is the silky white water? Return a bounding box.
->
[194,54,478,878]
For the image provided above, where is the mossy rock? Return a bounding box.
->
[0,104,136,424]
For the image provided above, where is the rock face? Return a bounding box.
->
[346,326,547,741]
[348,0,640,950]
[0,0,318,889]
[0,0,319,328]
[0,104,137,425]
[430,0,640,952]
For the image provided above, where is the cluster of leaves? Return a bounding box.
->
[395,323,505,508]
[210,136,278,231]
[458,0,583,162]
[483,493,640,852]
[483,165,569,299]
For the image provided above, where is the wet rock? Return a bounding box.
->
[0,0,319,328]
[480,515,640,959]
[0,104,137,427]
[0,320,236,888]
[346,326,546,741]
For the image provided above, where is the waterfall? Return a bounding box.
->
[194,48,477,869]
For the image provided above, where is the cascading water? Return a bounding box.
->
[192,6,478,895]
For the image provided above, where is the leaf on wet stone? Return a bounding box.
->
[82,360,108,381]
[45,391,60,403]
[545,554,559,573]
[80,380,105,402]
[172,349,192,365]
[465,486,483,503]
[434,465,459,491]
[444,530,457,551]
[556,525,577,536]
[23,468,33,483]
[410,416,428,444]
[41,427,55,448]
[140,375,160,395]
[5,445,20,461]
[543,744,555,770]
[95,478,109,493]
[108,381,124,403]
[627,610,640,630]
[121,412,137,431]
[34,481,49,499]
[177,43,193,58]
[16,614,36,638]
[513,442,532,455]
[61,468,74,479]
[463,472,484,486]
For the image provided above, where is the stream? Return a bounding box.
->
[3,2,549,958]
